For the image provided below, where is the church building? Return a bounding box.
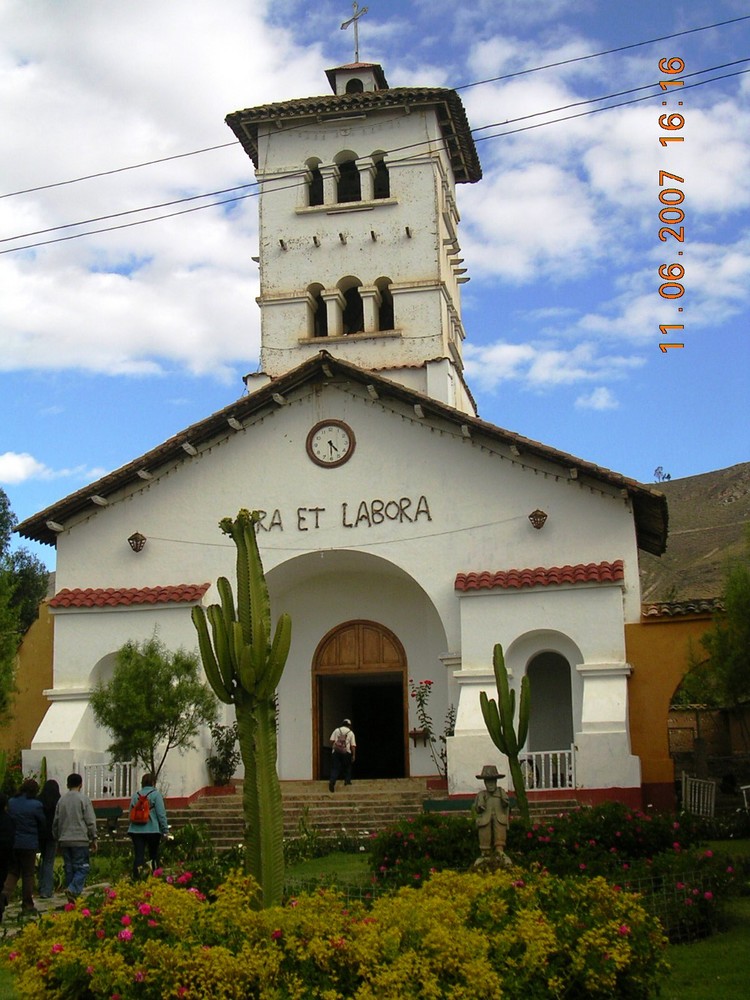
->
[17,61,667,805]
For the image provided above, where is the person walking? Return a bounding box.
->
[37,779,61,898]
[52,773,98,902]
[2,778,46,915]
[328,718,356,792]
[127,773,168,881]
[0,793,17,923]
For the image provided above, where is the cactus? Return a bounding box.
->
[192,509,291,908]
[480,643,531,825]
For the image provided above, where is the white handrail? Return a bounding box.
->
[83,761,137,799]
[518,745,576,791]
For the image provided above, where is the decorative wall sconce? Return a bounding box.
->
[528,509,548,530]
[128,531,147,553]
[409,728,430,747]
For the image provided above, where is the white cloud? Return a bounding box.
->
[575,387,618,410]
[0,452,52,484]
[464,340,642,392]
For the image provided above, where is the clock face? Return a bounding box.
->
[306,420,355,468]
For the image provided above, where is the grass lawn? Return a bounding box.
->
[662,895,750,1000]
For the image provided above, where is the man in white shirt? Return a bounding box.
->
[328,718,356,792]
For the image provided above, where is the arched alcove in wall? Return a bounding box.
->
[526,651,574,752]
[335,150,361,203]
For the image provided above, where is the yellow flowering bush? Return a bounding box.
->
[1,867,668,999]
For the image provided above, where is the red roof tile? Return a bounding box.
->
[49,583,211,609]
[455,560,624,592]
[641,598,724,618]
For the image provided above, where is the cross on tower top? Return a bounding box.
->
[341,2,368,63]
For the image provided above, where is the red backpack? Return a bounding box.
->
[129,791,153,824]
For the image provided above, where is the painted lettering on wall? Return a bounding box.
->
[255,495,432,532]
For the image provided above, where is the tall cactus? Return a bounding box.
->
[192,509,291,908]
[479,643,531,825]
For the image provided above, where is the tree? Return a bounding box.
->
[676,547,750,746]
[192,509,291,908]
[0,487,50,721]
[89,633,217,780]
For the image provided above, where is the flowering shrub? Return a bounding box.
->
[507,802,703,869]
[369,812,476,887]
[408,677,455,777]
[1,867,668,999]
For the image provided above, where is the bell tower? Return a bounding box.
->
[226,62,482,414]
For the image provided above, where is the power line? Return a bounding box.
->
[2,65,748,256]
[455,12,750,92]
[2,12,748,202]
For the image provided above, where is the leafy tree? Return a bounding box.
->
[90,633,218,780]
[676,548,750,746]
[0,487,49,720]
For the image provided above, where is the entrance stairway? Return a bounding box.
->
[160,780,579,851]
[166,779,432,849]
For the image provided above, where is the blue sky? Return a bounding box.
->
[1,0,749,569]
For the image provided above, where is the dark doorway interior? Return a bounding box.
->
[318,673,405,780]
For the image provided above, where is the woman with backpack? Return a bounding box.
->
[127,773,168,881]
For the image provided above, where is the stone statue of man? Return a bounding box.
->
[474,764,510,857]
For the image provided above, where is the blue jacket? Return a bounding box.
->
[8,794,45,851]
[127,785,168,836]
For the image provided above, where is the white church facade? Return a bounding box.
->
[18,62,667,805]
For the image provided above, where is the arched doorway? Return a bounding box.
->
[526,652,574,752]
[313,620,408,780]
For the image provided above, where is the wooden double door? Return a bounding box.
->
[313,620,408,780]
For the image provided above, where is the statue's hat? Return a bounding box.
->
[476,764,505,780]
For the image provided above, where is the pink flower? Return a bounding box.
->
[86,965,94,975]
[148,919,158,928]
[121,915,131,926]
[673,842,681,852]
[8,952,19,962]
[134,971,145,982]
[727,866,735,874]
[96,929,106,939]
[176,872,192,885]
[64,903,75,912]
[704,891,714,900]
[512,879,525,888]
[152,867,163,877]
[177,988,188,997]
[289,898,299,907]
[672,821,680,830]
[106,889,117,900]
[51,943,64,954]
[81,908,91,918]
[118,929,133,942]
[271,929,283,940]
[684,898,693,906]
[618,924,630,936]
[579,863,587,871]
[138,903,152,915]
[703,849,713,858]
[676,882,685,890]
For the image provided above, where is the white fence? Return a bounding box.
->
[519,746,576,791]
[681,772,717,818]
[83,761,137,800]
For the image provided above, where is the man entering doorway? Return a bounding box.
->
[329,718,356,792]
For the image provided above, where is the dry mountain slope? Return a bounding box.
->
[639,463,750,603]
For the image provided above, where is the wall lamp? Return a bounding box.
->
[528,509,548,530]
[128,532,147,553]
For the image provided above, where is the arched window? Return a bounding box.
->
[308,285,328,338]
[345,78,364,94]
[341,283,364,334]
[375,277,394,331]
[373,156,390,199]
[336,155,361,203]
[306,158,323,207]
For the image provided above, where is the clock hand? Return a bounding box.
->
[328,440,339,456]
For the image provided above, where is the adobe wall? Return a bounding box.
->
[625,611,715,810]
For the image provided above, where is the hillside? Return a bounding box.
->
[639,462,750,603]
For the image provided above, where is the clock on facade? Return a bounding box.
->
[306,420,356,468]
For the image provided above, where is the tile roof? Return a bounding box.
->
[641,597,724,618]
[16,353,668,555]
[226,85,481,183]
[49,583,210,609]
[455,560,625,592]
